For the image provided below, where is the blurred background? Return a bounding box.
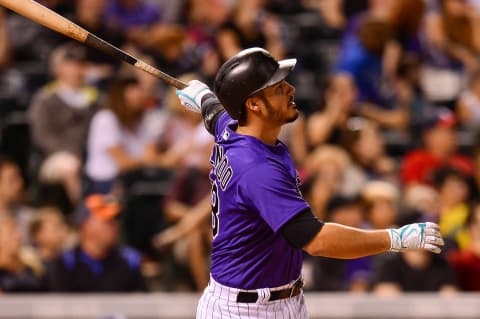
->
[0,0,480,318]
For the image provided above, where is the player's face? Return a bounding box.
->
[259,80,298,124]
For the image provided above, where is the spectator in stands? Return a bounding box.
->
[5,1,69,68]
[279,112,308,166]
[159,74,213,171]
[184,0,231,45]
[301,173,335,222]
[362,180,399,229]
[307,196,370,292]
[425,0,480,71]
[105,0,186,71]
[400,184,440,226]
[0,215,45,293]
[307,73,357,147]
[401,109,473,186]
[84,75,164,195]
[105,0,161,33]
[325,195,365,229]
[372,250,458,295]
[0,8,10,70]
[336,15,392,106]
[163,178,210,291]
[472,140,480,197]
[125,53,163,108]
[216,0,285,61]
[305,145,365,197]
[160,75,213,291]
[433,167,471,250]
[0,157,35,244]
[0,9,57,118]
[350,180,401,292]
[340,117,396,181]
[73,0,125,88]
[448,200,480,291]
[336,17,411,129]
[383,0,426,78]
[30,207,71,263]
[183,0,225,83]
[301,0,346,30]
[342,0,394,36]
[341,0,369,20]
[46,194,147,292]
[457,68,480,128]
[151,0,184,23]
[422,0,480,102]
[36,0,75,15]
[395,56,435,132]
[28,43,98,205]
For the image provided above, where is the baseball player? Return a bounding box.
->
[176,48,444,319]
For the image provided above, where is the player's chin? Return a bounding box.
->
[285,109,299,123]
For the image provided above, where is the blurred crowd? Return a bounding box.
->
[1,0,480,295]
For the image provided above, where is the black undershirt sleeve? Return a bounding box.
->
[201,93,226,135]
[280,208,324,249]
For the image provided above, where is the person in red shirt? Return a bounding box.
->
[401,109,472,186]
[447,200,480,291]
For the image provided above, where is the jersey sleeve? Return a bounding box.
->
[200,93,228,136]
[214,111,232,138]
[238,163,310,233]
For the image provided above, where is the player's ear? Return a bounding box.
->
[245,96,261,112]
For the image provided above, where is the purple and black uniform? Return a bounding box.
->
[208,111,310,290]
[194,47,319,317]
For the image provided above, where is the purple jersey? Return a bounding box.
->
[209,112,310,290]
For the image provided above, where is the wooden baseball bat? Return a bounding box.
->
[0,0,187,89]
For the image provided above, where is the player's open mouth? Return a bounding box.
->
[289,97,296,108]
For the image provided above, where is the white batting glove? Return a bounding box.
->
[176,80,212,113]
[386,222,444,254]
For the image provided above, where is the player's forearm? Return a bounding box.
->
[303,223,390,259]
[201,93,225,135]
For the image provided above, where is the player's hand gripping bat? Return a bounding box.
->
[0,0,187,89]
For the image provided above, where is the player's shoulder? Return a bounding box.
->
[214,111,235,139]
[243,158,287,175]
[219,133,290,165]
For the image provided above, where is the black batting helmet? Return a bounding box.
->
[213,48,296,121]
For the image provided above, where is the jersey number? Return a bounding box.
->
[212,183,220,238]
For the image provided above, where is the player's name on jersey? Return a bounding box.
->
[210,144,233,190]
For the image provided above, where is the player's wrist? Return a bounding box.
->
[386,228,402,252]
[194,88,211,108]
[176,80,213,113]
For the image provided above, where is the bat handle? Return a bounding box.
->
[164,75,188,90]
[135,60,187,89]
